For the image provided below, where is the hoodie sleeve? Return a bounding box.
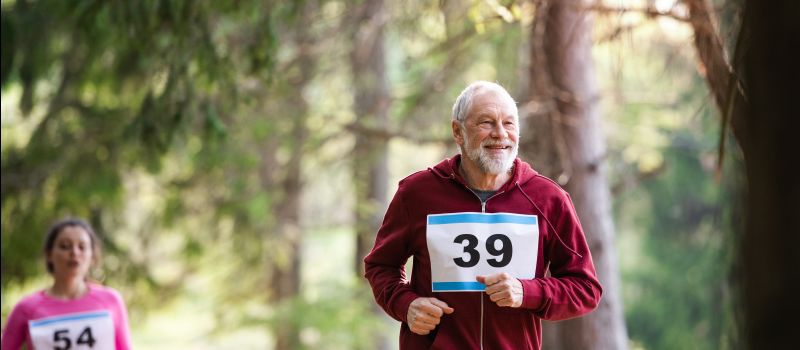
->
[363,182,420,323]
[518,192,603,320]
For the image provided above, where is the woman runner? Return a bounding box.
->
[1,218,132,350]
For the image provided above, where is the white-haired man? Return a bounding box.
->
[364,81,602,349]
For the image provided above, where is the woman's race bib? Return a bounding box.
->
[29,310,115,350]
[426,212,539,292]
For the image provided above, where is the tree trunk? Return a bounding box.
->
[684,1,800,346]
[738,1,800,346]
[269,2,317,349]
[349,1,392,349]
[684,0,749,151]
[271,94,308,350]
[522,1,629,349]
[350,0,390,279]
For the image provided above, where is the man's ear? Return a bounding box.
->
[452,120,464,147]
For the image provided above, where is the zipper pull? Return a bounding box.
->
[481,201,486,213]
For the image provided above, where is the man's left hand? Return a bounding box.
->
[476,273,523,308]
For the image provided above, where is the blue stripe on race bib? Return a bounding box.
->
[29,311,111,328]
[428,213,537,225]
[432,281,487,291]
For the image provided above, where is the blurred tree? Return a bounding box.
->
[269,2,317,349]
[348,1,391,348]
[521,0,628,349]
[621,123,737,350]
[681,0,800,346]
[729,0,799,347]
[0,0,306,341]
[1,0,255,291]
[349,0,390,279]
[2,0,766,348]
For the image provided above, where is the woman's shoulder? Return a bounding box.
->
[88,283,122,298]
[14,289,48,307]
[6,289,47,318]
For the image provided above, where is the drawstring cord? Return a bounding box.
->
[515,182,583,258]
[480,293,484,350]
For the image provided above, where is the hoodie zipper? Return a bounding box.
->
[478,191,503,350]
[461,181,504,350]
[450,171,510,350]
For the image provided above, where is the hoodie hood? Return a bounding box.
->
[429,154,540,192]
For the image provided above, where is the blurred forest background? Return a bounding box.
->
[2,0,797,349]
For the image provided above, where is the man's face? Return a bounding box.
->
[454,89,519,175]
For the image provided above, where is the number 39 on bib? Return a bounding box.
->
[426,212,539,292]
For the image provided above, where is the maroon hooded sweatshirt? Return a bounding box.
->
[364,155,602,349]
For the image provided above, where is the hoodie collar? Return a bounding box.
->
[429,154,538,192]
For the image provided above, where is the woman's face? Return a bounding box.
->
[47,226,94,280]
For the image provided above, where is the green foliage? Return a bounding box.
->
[621,135,732,350]
[2,0,743,348]
[603,51,738,350]
[591,7,743,347]
[261,285,390,349]
[1,0,290,288]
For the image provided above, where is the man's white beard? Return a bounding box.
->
[462,132,518,175]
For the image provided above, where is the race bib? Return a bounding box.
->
[427,212,539,292]
[29,310,115,350]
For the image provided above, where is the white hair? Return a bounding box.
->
[451,81,518,124]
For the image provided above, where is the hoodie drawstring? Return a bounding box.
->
[515,182,583,258]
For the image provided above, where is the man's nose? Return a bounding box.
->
[490,122,507,138]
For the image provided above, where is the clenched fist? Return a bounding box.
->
[406,297,454,335]
[477,273,523,308]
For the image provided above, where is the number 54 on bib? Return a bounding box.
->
[426,213,539,292]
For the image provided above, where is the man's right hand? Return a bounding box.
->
[406,297,454,335]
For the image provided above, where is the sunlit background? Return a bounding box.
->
[2,0,746,349]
